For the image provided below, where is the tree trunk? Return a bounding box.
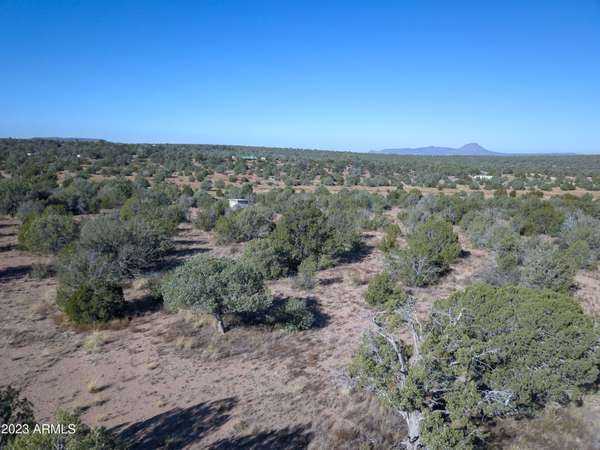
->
[214,313,225,334]
[403,409,423,450]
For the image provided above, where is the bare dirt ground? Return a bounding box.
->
[1,219,394,449]
[2,214,600,449]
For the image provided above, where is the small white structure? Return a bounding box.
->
[472,174,493,181]
[228,198,250,210]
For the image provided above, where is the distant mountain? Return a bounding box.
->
[373,143,499,156]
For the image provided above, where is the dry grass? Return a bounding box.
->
[308,392,405,450]
[493,398,600,450]
[86,379,100,394]
[174,336,195,351]
[83,330,108,353]
[145,360,160,370]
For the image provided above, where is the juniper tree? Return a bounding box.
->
[351,284,600,449]
[161,255,273,334]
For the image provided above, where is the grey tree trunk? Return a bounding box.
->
[403,409,423,450]
[214,313,225,334]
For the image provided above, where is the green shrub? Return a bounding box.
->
[161,255,272,334]
[79,215,172,276]
[365,272,407,310]
[58,284,125,324]
[407,217,461,269]
[241,238,287,279]
[50,178,99,214]
[387,248,441,287]
[56,247,122,295]
[268,202,358,273]
[387,217,461,287]
[0,179,30,216]
[120,197,183,236]
[96,178,133,208]
[514,199,564,235]
[520,241,576,292]
[30,263,54,280]
[351,283,600,449]
[566,239,594,269]
[378,223,402,252]
[0,386,35,447]
[214,205,273,243]
[194,200,226,231]
[267,298,315,331]
[559,212,600,266]
[18,212,77,254]
[293,257,318,290]
[6,409,120,450]
[16,200,45,222]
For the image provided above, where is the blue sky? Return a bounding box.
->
[1,0,599,153]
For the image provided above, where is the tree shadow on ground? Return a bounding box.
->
[0,243,16,252]
[0,264,31,283]
[208,424,313,450]
[319,276,343,286]
[125,294,163,318]
[172,239,208,246]
[168,246,210,259]
[338,241,373,264]
[113,397,238,450]
[161,247,210,270]
[232,295,330,332]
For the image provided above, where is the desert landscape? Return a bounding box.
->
[2,138,600,449]
[2,2,600,448]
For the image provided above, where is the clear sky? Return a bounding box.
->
[1,0,599,153]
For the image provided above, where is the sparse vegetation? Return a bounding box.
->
[3,138,600,449]
[161,255,273,334]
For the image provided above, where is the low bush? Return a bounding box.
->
[241,238,287,280]
[520,240,576,292]
[96,178,133,208]
[17,211,77,254]
[387,248,441,287]
[293,257,318,290]
[0,386,35,447]
[50,178,99,214]
[194,200,227,231]
[6,409,120,450]
[387,217,461,287]
[365,272,407,310]
[214,205,274,243]
[57,284,126,324]
[378,223,402,253]
[0,179,30,216]
[267,298,315,331]
[78,215,173,277]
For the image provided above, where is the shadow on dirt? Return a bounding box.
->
[113,397,238,449]
[0,264,31,282]
[208,424,313,450]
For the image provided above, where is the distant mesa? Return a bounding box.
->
[372,143,499,156]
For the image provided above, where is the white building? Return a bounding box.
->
[228,198,250,210]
